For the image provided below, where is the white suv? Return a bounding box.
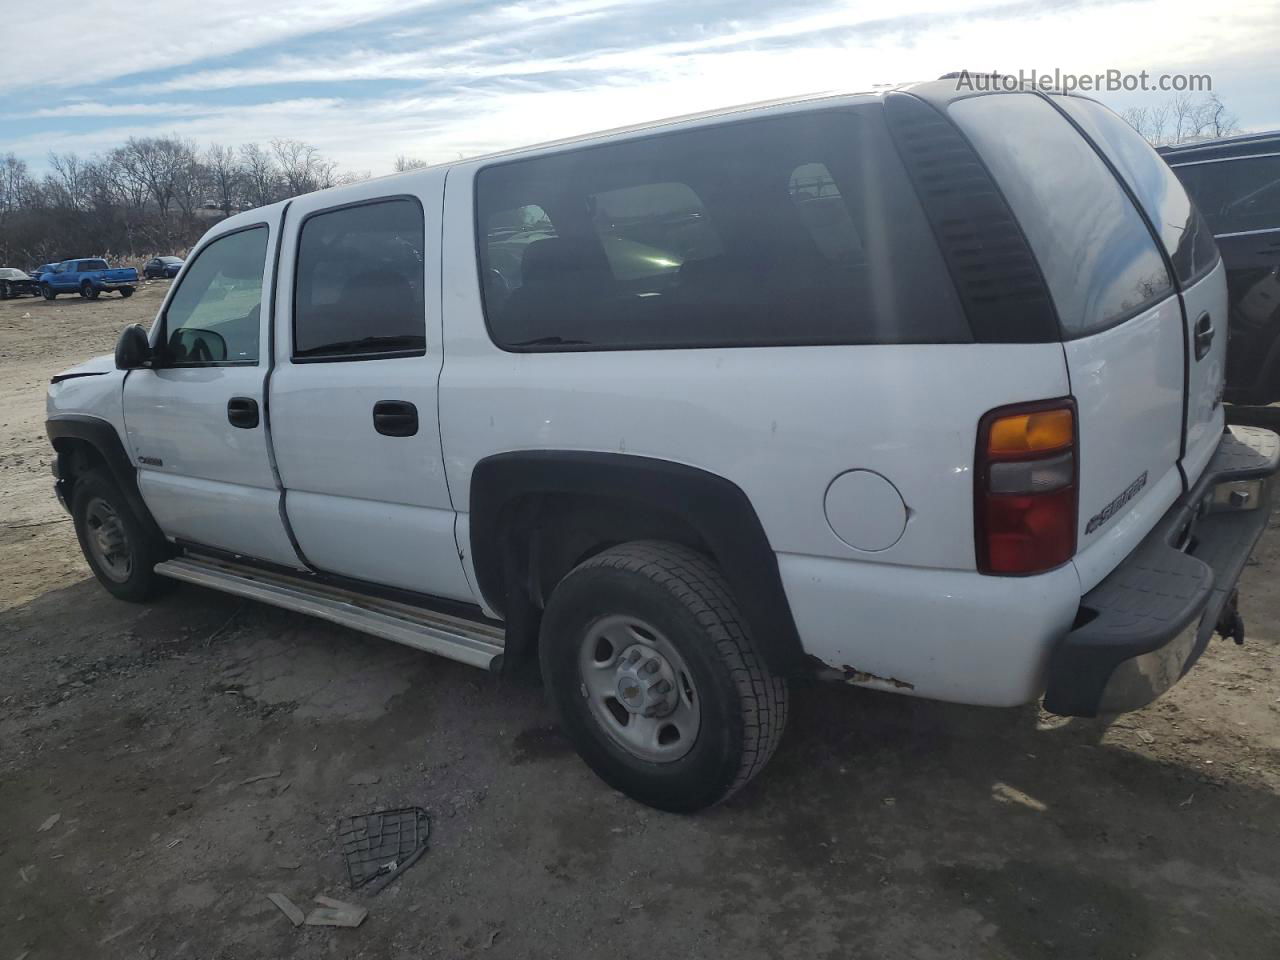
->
[47,81,1279,811]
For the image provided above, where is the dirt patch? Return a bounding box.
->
[2,285,1279,958]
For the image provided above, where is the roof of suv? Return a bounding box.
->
[1157,130,1280,163]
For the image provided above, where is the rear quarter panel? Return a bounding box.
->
[438,158,1073,575]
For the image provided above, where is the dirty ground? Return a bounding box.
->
[2,286,1279,959]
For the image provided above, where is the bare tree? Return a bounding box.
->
[1122,93,1241,146]
[394,154,429,172]
[0,153,30,217]
[239,142,279,210]
[205,144,243,217]
[271,138,332,197]
[46,152,90,209]
[1198,93,1240,139]
[170,140,207,222]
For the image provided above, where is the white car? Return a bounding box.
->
[46,80,1279,811]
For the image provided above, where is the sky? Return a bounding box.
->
[1,0,1277,176]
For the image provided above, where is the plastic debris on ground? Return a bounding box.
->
[337,806,430,894]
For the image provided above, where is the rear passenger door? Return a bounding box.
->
[269,181,474,601]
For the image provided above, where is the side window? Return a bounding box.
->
[474,108,969,350]
[588,182,723,281]
[949,94,1173,338]
[1174,156,1280,236]
[293,198,425,360]
[481,203,556,313]
[164,226,268,364]
[788,162,864,261]
[1052,95,1218,286]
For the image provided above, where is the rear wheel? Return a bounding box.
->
[540,541,788,812]
[41,283,55,300]
[71,469,168,602]
[0,280,10,299]
[80,281,99,300]
[119,286,134,298]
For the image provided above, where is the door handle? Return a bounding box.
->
[227,396,260,429]
[373,400,418,437]
[1194,313,1215,361]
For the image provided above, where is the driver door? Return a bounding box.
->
[121,217,302,567]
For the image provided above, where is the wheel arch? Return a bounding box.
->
[47,415,164,541]
[469,451,806,675]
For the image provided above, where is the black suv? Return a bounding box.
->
[1161,132,1280,405]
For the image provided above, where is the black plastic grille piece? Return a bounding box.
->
[338,807,430,893]
[883,91,1060,343]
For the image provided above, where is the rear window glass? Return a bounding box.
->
[1172,155,1280,236]
[293,198,425,360]
[1052,96,1218,286]
[475,107,969,350]
[949,94,1173,338]
[79,259,108,271]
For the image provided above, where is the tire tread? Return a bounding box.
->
[572,540,788,805]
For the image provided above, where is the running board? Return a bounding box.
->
[154,555,505,670]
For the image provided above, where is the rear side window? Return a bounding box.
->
[293,197,425,361]
[1173,155,1280,236]
[475,107,969,350]
[949,94,1173,338]
[1052,95,1218,286]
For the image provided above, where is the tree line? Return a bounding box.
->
[0,137,430,269]
[1120,92,1240,147]
[0,92,1247,270]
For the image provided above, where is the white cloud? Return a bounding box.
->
[0,0,444,91]
[2,0,1276,176]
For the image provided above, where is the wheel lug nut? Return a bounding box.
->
[642,660,660,675]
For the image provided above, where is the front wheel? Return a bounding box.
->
[71,469,169,602]
[119,286,134,298]
[41,283,56,300]
[540,541,788,812]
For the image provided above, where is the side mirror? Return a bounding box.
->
[114,324,152,369]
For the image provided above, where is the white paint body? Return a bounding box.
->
[46,89,1229,709]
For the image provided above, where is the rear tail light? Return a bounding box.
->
[976,399,1077,575]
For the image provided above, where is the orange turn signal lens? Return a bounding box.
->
[987,408,1074,455]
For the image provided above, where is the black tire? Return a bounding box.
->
[119,286,134,298]
[80,281,100,300]
[540,541,788,812]
[41,283,55,300]
[71,468,168,602]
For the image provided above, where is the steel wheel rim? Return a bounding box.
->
[577,614,701,763]
[84,497,132,582]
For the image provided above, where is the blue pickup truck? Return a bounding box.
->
[38,258,138,300]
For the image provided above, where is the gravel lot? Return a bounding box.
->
[2,284,1279,959]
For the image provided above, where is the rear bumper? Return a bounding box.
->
[1044,425,1280,717]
